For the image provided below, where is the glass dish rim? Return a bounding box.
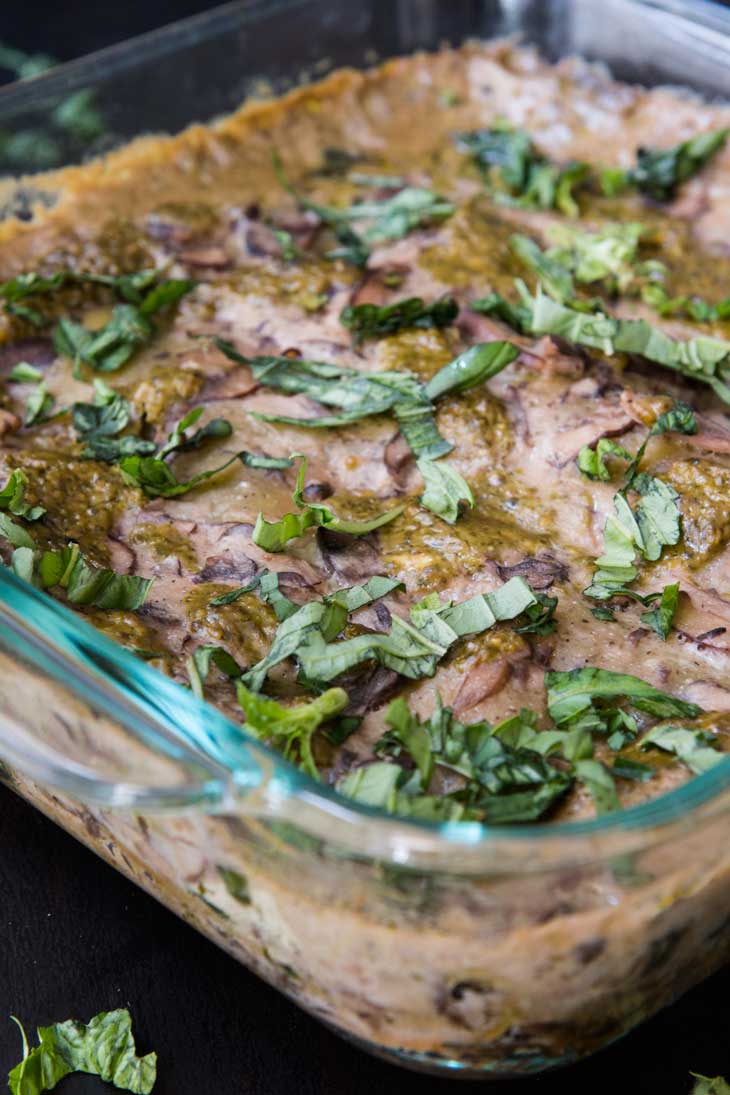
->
[0,0,729,857]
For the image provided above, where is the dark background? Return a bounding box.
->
[2,2,730,1093]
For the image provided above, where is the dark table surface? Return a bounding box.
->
[2,782,730,1095]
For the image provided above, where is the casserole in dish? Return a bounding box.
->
[3,0,730,1077]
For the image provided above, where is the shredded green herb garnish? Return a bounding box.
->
[340,666,705,821]
[456,122,589,215]
[253,453,405,551]
[0,500,152,610]
[0,470,45,521]
[456,121,726,212]
[242,575,539,694]
[237,685,349,780]
[0,267,194,374]
[690,1073,730,1094]
[273,150,454,266]
[216,337,518,523]
[340,295,458,344]
[578,401,696,616]
[473,283,730,403]
[618,128,729,201]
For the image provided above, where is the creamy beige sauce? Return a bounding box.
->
[2,41,730,821]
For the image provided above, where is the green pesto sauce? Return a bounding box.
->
[435,387,512,453]
[184,583,278,664]
[378,491,551,592]
[131,522,198,571]
[664,458,730,566]
[225,262,341,313]
[122,364,203,425]
[375,327,459,380]
[5,449,141,565]
[450,626,531,668]
[82,607,161,652]
[417,196,523,293]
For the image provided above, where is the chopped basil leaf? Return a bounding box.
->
[55,305,153,374]
[362,696,572,822]
[242,576,537,693]
[72,381,157,462]
[187,644,243,698]
[393,400,452,460]
[641,282,730,323]
[1,266,193,319]
[341,186,455,243]
[542,221,646,294]
[4,269,195,375]
[257,570,300,621]
[573,758,620,814]
[691,1074,730,1094]
[417,458,473,524]
[11,545,36,584]
[8,361,43,383]
[138,277,194,316]
[217,341,427,424]
[350,661,705,822]
[326,574,404,611]
[630,128,728,201]
[35,542,153,610]
[119,452,242,498]
[475,284,730,402]
[510,232,575,303]
[641,724,723,774]
[216,338,516,523]
[611,756,654,781]
[23,380,55,426]
[237,683,348,779]
[253,453,405,552]
[0,523,152,613]
[637,582,680,641]
[0,469,45,521]
[582,403,695,603]
[456,123,588,215]
[156,407,233,459]
[208,574,262,607]
[8,1009,156,1095]
[514,591,558,636]
[340,295,458,344]
[274,151,453,263]
[0,512,35,548]
[424,341,519,400]
[547,666,701,725]
[114,403,273,496]
[577,439,633,481]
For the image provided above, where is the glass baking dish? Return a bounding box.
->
[2,0,730,1079]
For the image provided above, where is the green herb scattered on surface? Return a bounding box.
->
[8,1009,156,1094]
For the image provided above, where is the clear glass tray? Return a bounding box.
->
[2,0,730,1078]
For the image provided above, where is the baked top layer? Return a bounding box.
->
[2,41,730,824]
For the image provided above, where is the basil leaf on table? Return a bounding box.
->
[8,1009,156,1095]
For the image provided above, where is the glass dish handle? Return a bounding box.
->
[0,570,265,813]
